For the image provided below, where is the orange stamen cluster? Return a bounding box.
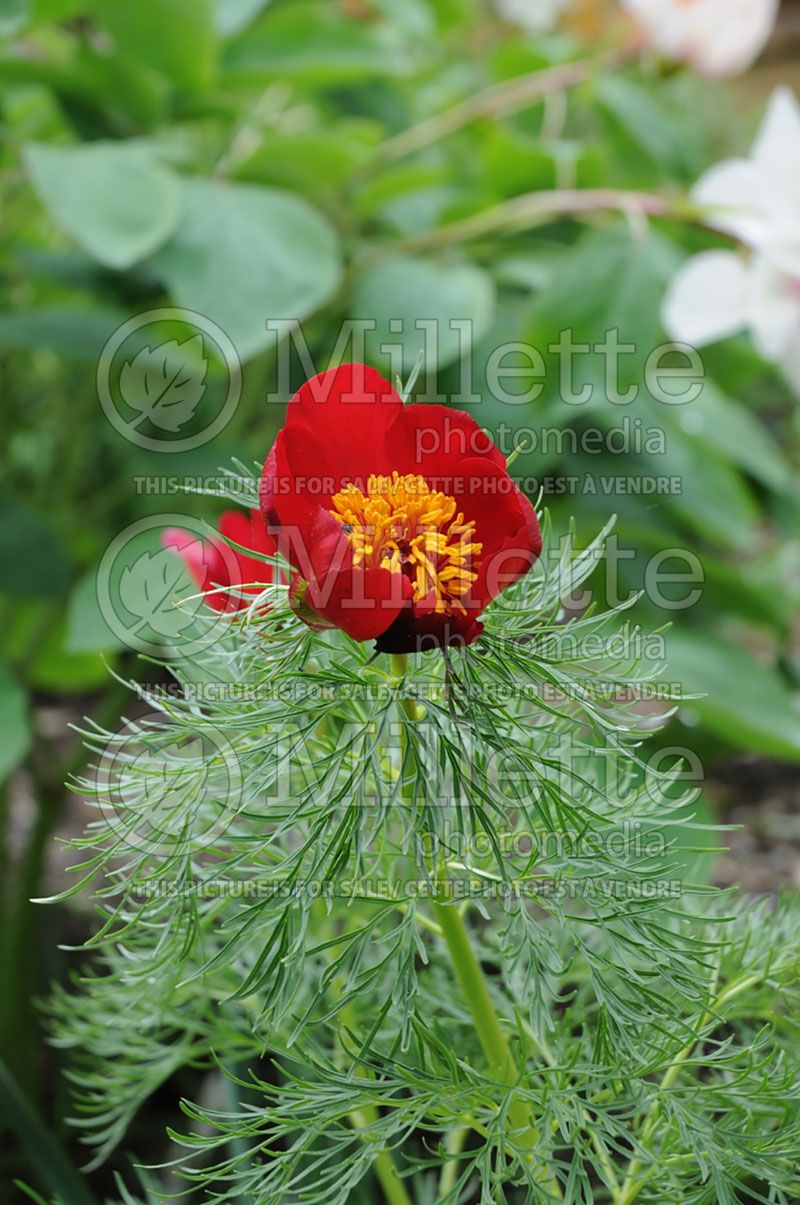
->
[330,471,482,614]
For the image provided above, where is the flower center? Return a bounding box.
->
[329,471,482,614]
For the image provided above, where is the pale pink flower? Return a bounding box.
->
[663,88,800,392]
[622,0,777,77]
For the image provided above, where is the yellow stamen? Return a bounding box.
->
[329,471,482,615]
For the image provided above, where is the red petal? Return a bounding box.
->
[390,403,508,481]
[449,459,541,610]
[218,509,277,591]
[274,364,405,503]
[161,527,237,613]
[288,506,410,641]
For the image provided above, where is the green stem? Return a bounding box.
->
[380,46,632,161]
[615,969,766,1205]
[394,188,708,254]
[389,653,426,722]
[391,654,558,1198]
[431,884,559,1198]
[432,893,522,1087]
[372,1148,414,1205]
[439,1123,469,1198]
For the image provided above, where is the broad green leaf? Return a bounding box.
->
[525,226,680,408]
[479,125,558,199]
[2,594,113,690]
[235,124,380,195]
[32,0,84,19]
[354,165,450,221]
[493,251,561,292]
[639,424,759,551]
[522,228,762,549]
[0,0,29,36]
[65,571,126,655]
[87,0,216,90]
[24,142,182,270]
[222,0,411,83]
[668,630,800,760]
[73,40,172,129]
[152,178,342,361]
[598,75,695,177]
[0,662,30,781]
[0,307,128,360]
[351,256,495,375]
[0,496,70,598]
[668,380,792,493]
[213,0,271,36]
[17,247,113,289]
[609,519,787,632]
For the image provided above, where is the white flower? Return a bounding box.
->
[663,88,800,393]
[495,0,573,34]
[622,0,778,77]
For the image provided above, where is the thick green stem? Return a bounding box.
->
[432,896,517,1082]
[371,1148,414,1205]
[391,653,558,1197]
[439,1123,469,1197]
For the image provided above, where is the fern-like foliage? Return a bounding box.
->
[44,469,800,1204]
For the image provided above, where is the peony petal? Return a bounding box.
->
[752,86,800,193]
[747,255,800,361]
[661,251,750,347]
[450,459,541,611]
[264,483,408,642]
[296,506,409,640]
[308,560,410,642]
[390,403,508,480]
[683,0,777,77]
[218,509,277,592]
[375,607,482,655]
[275,364,405,502]
[692,159,770,247]
[161,528,236,613]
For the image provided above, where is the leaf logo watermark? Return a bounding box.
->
[117,544,201,642]
[97,308,241,451]
[119,335,208,433]
[96,514,240,655]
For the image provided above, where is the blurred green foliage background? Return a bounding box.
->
[0,0,798,1198]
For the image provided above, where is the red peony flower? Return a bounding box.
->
[260,364,541,653]
[162,509,276,614]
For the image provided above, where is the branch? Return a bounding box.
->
[393,188,711,252]
[380,45,636,161]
